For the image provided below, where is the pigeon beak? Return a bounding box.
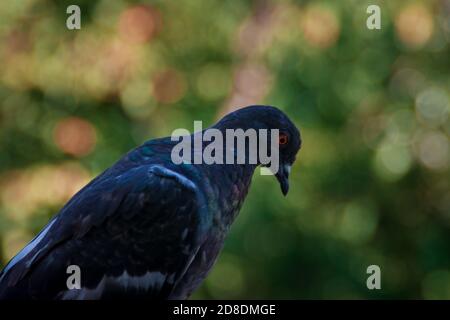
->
[276,164,291,196]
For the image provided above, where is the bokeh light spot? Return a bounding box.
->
[118,5,160,44]
[0,164,91,222]
[395,4,434,48]
[196,64,231,101]
[53,117,97,157]
[301,5,340,49]
[374,142,413,181]
[386,109,416,146]
[223,63,272,114]
[416,131,449,171]
[121,80,155,119]
[415,87,449,127]
[152,69,187,104]
[338,201,378,244]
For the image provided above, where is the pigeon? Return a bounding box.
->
[0,105,301,300]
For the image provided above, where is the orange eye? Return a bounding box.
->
[279,133,289,145]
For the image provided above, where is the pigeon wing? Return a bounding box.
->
[0,164,209,299]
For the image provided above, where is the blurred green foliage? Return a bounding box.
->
[0,0,449,299]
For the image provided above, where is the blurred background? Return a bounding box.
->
[0,0,449,299]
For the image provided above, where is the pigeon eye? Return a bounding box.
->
[279,133,289,145]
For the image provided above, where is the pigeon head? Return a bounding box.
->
[214,105,302,196]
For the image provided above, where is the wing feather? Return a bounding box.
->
[0,164,208,299]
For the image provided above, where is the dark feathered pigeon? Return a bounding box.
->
[0,105,301,300]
